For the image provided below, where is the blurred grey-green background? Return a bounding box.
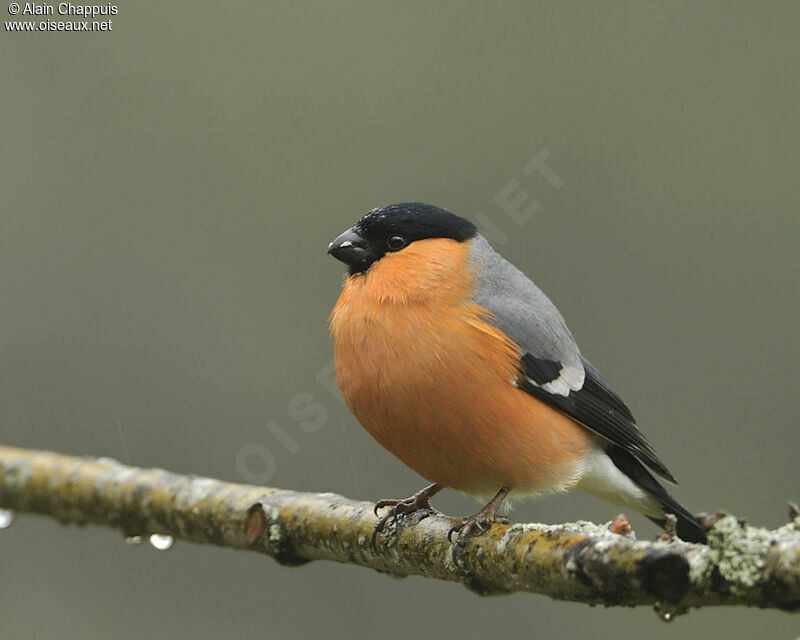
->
[1,2,798,638]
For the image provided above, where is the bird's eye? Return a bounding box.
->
[386,235,407,251]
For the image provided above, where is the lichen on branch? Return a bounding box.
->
[0,445,798,618]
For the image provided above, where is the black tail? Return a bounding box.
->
[605,445,706,543]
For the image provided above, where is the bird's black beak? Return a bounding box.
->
[327,227,376,274]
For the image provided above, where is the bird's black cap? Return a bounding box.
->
[328,202,477,274]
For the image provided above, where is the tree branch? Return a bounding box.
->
[0,445,797,618]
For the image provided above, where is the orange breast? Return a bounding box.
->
[329,238,591,497]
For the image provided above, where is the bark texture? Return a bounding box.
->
[1,445,798,618]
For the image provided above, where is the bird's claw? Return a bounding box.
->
[447,513,510,546]
[370,491,436,546]
[373,497,411,517]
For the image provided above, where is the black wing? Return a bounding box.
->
[519,354,677,484]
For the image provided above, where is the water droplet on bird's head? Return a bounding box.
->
[149,534,174,550]
[0,509,15,529]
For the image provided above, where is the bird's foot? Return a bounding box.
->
[447,511,510,547]
[447,487,511,548]
[371,483,441,545]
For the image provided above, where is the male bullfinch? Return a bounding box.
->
[327,202,705,545]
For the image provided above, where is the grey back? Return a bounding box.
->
[468,234,585,395]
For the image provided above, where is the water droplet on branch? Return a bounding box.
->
[149,534,174,550]
[0,509,15,529]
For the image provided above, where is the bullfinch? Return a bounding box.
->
[327,202,705,545]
